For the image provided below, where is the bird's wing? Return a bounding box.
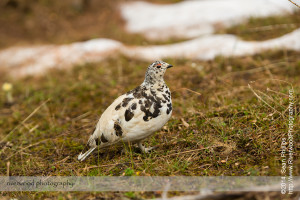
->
[97,90,170,143]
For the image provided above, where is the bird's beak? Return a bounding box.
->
[167,64,173,69]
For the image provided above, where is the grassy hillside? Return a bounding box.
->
[0,1,299,199]
[1,52,299,177]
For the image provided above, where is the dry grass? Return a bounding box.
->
[0,52,299,198]
[221,11,300,41]
[0,1,300,199]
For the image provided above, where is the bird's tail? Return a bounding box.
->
[78,146,96,161]
[78,132,97,161]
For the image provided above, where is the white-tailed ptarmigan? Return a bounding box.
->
[78,61,173,161]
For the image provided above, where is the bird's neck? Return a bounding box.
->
[142,78,166,89]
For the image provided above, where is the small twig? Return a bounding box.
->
[4,130,69,160]
[6,161,10,176]
[172,88,201,96]
[158,146,217,158]
[55,156,70,165]
[288,0,300,8]
[248,23,299,32]
[256,90,285,110]
[248,83,282,117]
[84,162,135,170]
[72,111,91,122]
[5,138,51,160]
[0,99,50,144]
[29,124,39,133]
[213,86,248,97]
[222,61,291,78]
[266,88,289,97]
[255,78,293,89]
[181,118,189,128]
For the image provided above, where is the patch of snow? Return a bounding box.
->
[0,39,122,77]
[122,28,300,61]
[1,29,300,78]
[120,0,297,40]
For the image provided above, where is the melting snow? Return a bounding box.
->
[0,0,299,77]
[123,29,300,61]
[1,29,299,77]
[0,39,122,77]
[120,0,297,40]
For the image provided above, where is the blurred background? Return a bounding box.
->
[0,0,123,48]
[0,0,187,49]
[0,0,299,77]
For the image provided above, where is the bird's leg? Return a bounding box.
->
[137,141,156,153]
[121,142,132,154]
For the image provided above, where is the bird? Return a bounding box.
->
[78,61,173,161]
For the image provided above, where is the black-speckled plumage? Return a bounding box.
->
[78,61,173,161]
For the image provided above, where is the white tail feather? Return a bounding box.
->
[78,146,96,161]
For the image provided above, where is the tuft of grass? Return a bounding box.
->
[124,168,135,176]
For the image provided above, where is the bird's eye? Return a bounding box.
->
[157,65,161,69]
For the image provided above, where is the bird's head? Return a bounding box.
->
[144,61,173,85]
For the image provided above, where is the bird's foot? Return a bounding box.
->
[138,142,157,153]
[143,146,157,153]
